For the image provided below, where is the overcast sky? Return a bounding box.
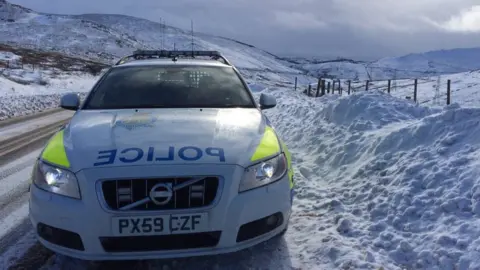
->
[10,0,480,60]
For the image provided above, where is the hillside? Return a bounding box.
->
[0,1,303,77]
[284,47,480,81]
[0,0,320,119]
[5,0,478,83]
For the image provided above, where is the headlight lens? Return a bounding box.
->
[32,160,81,199]
[239,154,287,192]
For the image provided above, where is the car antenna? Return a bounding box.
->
[191,19,195,57]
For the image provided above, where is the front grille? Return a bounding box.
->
[99,231,222,252]
[101,177,220,211]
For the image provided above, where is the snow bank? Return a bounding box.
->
[261,89,480,269]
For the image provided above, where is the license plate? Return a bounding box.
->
[111,213,208,236]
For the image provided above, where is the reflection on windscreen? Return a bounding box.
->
[83,65,255,109]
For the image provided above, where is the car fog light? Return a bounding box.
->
[266,215,278,226]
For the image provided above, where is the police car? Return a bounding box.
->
[28,50,295,260]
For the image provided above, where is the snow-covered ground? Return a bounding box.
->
[1,1,480,269]
[335,70,480,107]
[0,42,313,120]
[261,87,480,269]
[0,62,310,120]
[300,69,480,109]
[0,48,105,119]
[0,67,97,120]
[3,76,480,269]
[1,55,480,270]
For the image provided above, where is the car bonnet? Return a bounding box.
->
[39,108,282,172]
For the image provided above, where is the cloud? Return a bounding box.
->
[7,0,480,59]
[432,5,480,32]
[273,11,327,30]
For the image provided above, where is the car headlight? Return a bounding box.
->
[239,154,287,192]
[32,160,81,199]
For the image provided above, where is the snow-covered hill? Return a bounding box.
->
[284,57,369,81]
[5,0,478,84]
[0,0,302,76]
[284,47,480,81]
[0,0,320,119]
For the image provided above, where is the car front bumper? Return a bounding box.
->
[28,164,293,261]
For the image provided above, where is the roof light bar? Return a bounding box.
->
[115,50,232,66]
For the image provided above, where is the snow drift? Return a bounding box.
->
[260,89,480,269]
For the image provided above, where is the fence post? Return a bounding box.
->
[413,79,417,103]
[307,85,311,96]
[365,80,369,91]
[327,82,331,94]
[321,80,326,96]
[387,80,391,93]
[348,80,351,95]
[315,78,321,97]
[447,79,451,105]
[294,77,297,91]
[332,81,336,94]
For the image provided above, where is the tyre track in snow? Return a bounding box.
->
[0,148,52,270]
[0,110,73,270]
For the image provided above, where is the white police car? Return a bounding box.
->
[29,50,295,260]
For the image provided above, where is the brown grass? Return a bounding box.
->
[0,43,110,75]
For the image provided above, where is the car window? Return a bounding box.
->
[83,65,256,109]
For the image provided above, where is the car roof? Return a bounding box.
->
[114,58,232,68]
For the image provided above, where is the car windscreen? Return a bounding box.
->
[82,65,256,109]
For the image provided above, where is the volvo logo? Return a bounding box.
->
[149,183,173,205]
[118,177,208,211]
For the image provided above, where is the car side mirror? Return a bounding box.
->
[259,93,276,110]
[60,93,80,110]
